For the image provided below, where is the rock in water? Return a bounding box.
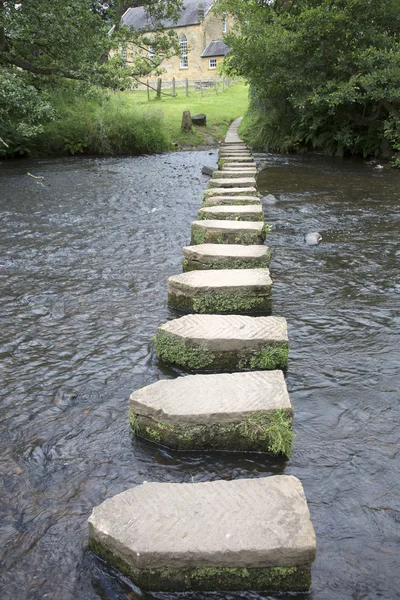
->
[305,232,322,246]
[202,166,215,177]
[262,194,278,205]
[88,476,316,592]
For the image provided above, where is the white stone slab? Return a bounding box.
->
[202,195,261,207]
[183,244,271,271]
[221,157,255,163]
[213,170,257,178]
[208,178,257,188]
[204,187,258,198]
[130,371,291,425]
[198,205,264,220]
[222,162,257,169]
[88,477,316,577]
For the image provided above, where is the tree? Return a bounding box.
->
[216,0,400,158]
[0,0,183,154]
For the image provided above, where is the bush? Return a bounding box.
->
[33,91,171,156]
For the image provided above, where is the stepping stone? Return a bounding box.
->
[182,243,272,271]
[198,205,264,221]
[155,314,289,372]
[222,162,257,169]
[191,220,267,245]
[204,187,258,199]
[168,268,272,314]
[208,178,257,189]
[88,476,316,592]
[213,170,257,178]
[202,195,261,207]
[129,371,292,453]
[220,157,255,163]
[220,151,253,158]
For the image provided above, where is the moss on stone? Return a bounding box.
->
[203,189,257,200]
[182,253,272,272]
[239,345,289,371]
[168,289,272,315]
[202,198,261,207]
[155,331,288,373]
[191,225,265,245]
[155,329,215,370]
[197,210,264,222]
[130,408,293,456]
[89,539,311,592]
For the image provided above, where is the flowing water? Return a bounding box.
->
[0,150,399,600]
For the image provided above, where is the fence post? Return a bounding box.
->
[201,79,203,97]
[186,78,189,97]
[156,77,162,99]
[172,77,176,97]
[147,80,150,101]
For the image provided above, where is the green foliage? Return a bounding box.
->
[238,410,293,458]
[33,90,170,156]
[216,0,400,160]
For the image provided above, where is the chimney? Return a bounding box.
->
[198,1,205,21]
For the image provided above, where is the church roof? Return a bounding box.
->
[122,1,215,30]
[201,39,230,58]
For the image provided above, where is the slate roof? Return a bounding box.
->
[122,0,215,30]
[201,39,230,58]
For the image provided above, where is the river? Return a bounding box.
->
[0,150,399,600]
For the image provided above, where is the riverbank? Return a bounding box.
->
[20,81,249,159]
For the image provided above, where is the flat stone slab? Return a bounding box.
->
[129,371,292,452]
[202,195,261,207]
[222,162,257,169]
[191,220,267,245]
[198,205,264,221]
[155,314,289,372]
[204,187,258,198]
[88,476,316,592]
[182,243,272,271]
[168,268,272,314]
[220,157,255,163]
[208,178,257,189]
[213,170,257,178]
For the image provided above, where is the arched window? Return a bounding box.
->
[222,16,227,34]
[120,44,127,63]
[180,34,188,69]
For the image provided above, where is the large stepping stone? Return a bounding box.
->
[213,170,257,178]
[198,204,264,221]
[155,314,289,372]
[191,220,267,245]
[182,243,272,271]
[88,476,316,592]
[220,156,255,163]
[168,268,272,314]
[220,152,253,159]
[204,187,258,199]
[129,371,292,453]
[202,195,261,207]
[222,162,257,169]
[208,177,257,189]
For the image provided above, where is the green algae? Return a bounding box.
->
[129,408,293,456]
[168,289,272,314]
[191,226,207,245]
[89,539,311,591]
[239,345,289,371]
[201,198,261,207]
[155,330,215,370]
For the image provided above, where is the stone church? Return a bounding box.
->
[121,1,232,81]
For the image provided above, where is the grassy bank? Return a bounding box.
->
[31,81,249,157]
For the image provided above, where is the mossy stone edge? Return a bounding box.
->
[155,330,289,372]
[182,253,272,272]
[168,289,272,314]
[89,540,311,592]
[191,226,266,246]
[197,210,265,222]
[129,409,293,456]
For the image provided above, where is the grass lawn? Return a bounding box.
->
[121,80,250,148]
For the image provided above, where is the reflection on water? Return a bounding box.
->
[0,151,399,600]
